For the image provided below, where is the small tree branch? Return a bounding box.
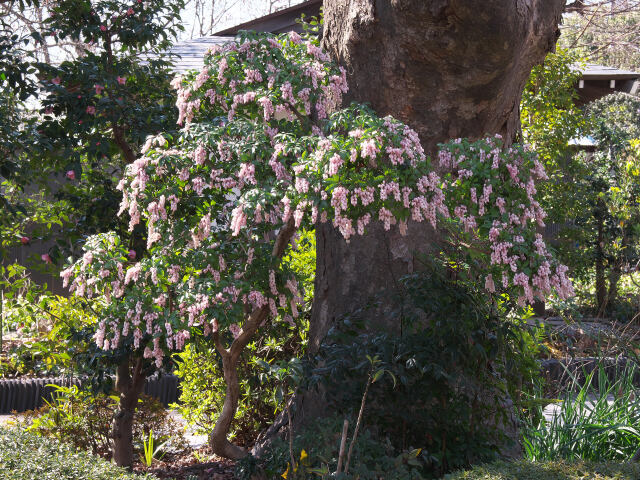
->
[286,397,296,474]
[113,125,137,164]
[345,373,372,475]
[336,419,349,473]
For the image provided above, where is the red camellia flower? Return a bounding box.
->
[41,254,52,264]
[94,84,104,95]
[128,249,136,260]
[86,106,96,115]
[127,7,134,15]
[20,236,30,245]
[117,76,127,85]
[100,25,107,32]
[66,170,76,180]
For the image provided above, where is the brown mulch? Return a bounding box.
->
[133,447,238,480]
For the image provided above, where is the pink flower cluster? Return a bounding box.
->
[63,32,573,369]
[438,137,573,304]
[173,34,347,130]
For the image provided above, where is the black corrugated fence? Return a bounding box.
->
[0,374,180,414]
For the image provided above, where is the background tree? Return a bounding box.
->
[561,0,640,69]
[1,0,189,468]
[521,48,640,315]
[581,93,640,314]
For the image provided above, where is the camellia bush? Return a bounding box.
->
[63,29,573,463]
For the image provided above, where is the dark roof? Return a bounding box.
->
[215,0,321,35]
[168,36,231,74]
[581,63,640,80]
[167,36,640,86]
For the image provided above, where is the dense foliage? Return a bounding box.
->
[0,291,100,377]
[1,0,185,281]
[0,426,158,480]
[22,384,187,458]
[521,48,640,315]
[554,93,640,314]
[250,260,541,479]
[521,49,586,172]
[59,25,571,458]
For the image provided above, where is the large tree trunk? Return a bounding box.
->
[311,0,565,351]
[111,355,145,468]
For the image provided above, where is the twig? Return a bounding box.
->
[286,398,296,475]
[344,373,372,475]
[336,419,349,473]
[570,3,602,48]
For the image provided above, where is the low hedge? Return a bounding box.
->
[0,427,157,480]
[445,460,640,479]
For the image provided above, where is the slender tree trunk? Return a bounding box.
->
[111,355,145,468]
[312,0,565,351]
[209,219,297,459]
[595,211,607,316]
[209,349,248,460]
[607,261,622,311]
[606,228,628,312]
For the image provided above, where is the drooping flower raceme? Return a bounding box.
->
[63,30,572,366]
[437,138,573,305]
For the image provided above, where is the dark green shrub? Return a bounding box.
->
[307,268,539,476]
[253,415,429,480]
[0,427,157,480]
[445,460,640,479]
[255,262,541,479]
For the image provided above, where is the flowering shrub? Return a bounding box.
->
[437,138,573,304]
[62,29,572,457]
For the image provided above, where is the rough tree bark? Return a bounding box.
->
[310,0,565,351]
[111,355,145,468]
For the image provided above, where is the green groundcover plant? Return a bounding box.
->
[0,427,157,480]
[445,460,640,480]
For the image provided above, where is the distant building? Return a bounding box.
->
[576,64,640,105]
